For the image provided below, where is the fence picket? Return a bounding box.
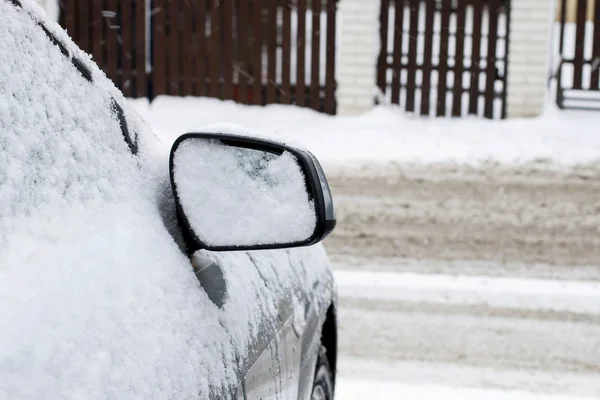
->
[391,0,404,105]
[251,0,264,105]
[573,0,588,89]
[420,0,434,116]
[310,0,322,110]
[104,0,118,86]
[405,0,419,112]
[469,1,483,116]
[196,0,207,96]
[120,0,133,97]
[238,0,250,103]
[377,0,390,95]
[208,1,221,98]
[181,0,193,96]
[484,0,499,119]
[437,0,451,116]
[281,0,292,104]
[325,0,337,114]
[296,0,307,107]
[267,0,277,103]
[134,0,146,97]
[452,0,466,117]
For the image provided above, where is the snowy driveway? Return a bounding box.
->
[327,164,600,399]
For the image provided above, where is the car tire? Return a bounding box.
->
[311,346,335,400]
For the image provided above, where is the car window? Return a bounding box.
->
[8,0,138,155]
[0,0,146,246]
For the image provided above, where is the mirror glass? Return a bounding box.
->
[172,137,317,248]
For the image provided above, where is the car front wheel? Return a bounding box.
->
[311,346,334,400]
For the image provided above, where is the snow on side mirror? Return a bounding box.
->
[169,132,336,252]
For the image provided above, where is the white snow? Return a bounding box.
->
[336,379,589,400]
[131,96,600,169]
[334,270,600,316]
[172,135,316,247]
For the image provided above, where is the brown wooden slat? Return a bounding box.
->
[591,0,600,89]
[377,0,390,94]
[195,0,207,96]
[281,0,292,104]
[59,0,66,27]
[66,0,77,42]
[168,0,181,95]
[91,0,104,70]
[310,0,322,110]
[296,0,307,106]
[106,0,118,85]
[391,0,405,105]
[573,0,588,89]
[452,0,466,117]
[134,0,146,97]
[266,0,277,103]
[324,0,336,114]
[78,0,90,52]
[251,0,263,105]
[180,0,193,96]
[420,0,434,116]
[237,0,250,103]
[436,0,451,116]
[208,0,221,98]
[221,0,234,100]
[405,0,419,111]
[484,0,499,119]
[469,2,483,115]
[153,0,167,96]
[120,0,132,97]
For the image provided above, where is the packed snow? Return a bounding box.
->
[336,379,590,400]
[132,97,600,169]
[334,270,600,316]
[0,2,333,399]
[172,135,316,247]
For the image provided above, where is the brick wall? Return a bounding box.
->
[506,0,553,117]
[336,0,379,115]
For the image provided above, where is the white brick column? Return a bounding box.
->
[506,0,553,118]
[337,0,380,115]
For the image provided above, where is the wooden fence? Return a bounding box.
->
[377,0,510,119]
[555,0,600,109]
[58,0,338,114]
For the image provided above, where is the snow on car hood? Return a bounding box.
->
[0,2,333,398]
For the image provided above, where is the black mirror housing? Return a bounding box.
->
[169,132,336,252]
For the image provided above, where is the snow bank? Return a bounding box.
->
[131,97,600,169]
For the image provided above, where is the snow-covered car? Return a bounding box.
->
[0,1,338,399]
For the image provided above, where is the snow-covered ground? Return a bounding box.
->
[131,96,600,169]
[336,379,593,400]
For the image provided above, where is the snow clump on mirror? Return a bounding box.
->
[173,138,317,247]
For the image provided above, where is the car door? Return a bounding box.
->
[240,247,334,400]
[192,246,329,400]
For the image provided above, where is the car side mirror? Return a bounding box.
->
[169,132,336,252]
